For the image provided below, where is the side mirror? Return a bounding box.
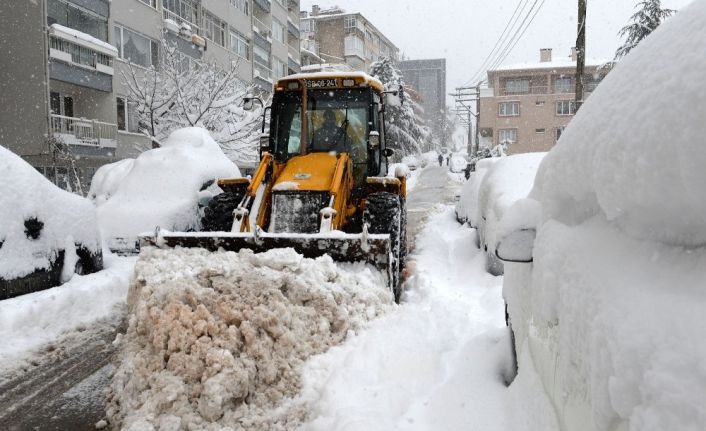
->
[383,148,394,158]
[496,228,536,263]
[259,134,270,153]
[368,131,380,150]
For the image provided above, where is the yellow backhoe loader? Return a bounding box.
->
[141,72,408,300]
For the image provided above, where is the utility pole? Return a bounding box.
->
[575,0,587,110]
[449,85,480,158]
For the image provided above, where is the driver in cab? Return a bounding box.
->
[310,109,348,154]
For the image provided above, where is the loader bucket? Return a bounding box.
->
[139,231,392,273]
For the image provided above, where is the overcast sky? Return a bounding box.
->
[301,0,692,102]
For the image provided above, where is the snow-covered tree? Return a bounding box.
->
[369,58,430,158]
[615,0,676,60]
[122,39,266,163]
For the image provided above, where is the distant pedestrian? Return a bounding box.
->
[438,154,443,166]
[446,156,450,166]
[464,163,472,180]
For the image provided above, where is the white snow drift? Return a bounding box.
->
[89,127,240,242]
[0,145,101,279]
[503,2,706,430]
[107,247,392,430]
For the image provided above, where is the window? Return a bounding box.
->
[273,57,287,79]
[344,36,364,58]
[556,126,566,142]
[230,0,249,15]
[504,78,530,94]
[204,11,227,46]
[554,76,573,93]
[499,129,517,145]
[556,100,577,116]
[535,100,545,106]
[47,0,108,41]
[162,0,199,27]
[300,19,315,33]
[229,30,250,59]
[117,97,139,133]
[344,15,364,35]
[536,128,545,133]
[272,19,285,43]
[498,101,520,117]
[114,25,159,68]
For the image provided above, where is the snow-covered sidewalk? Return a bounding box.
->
[298,205,559,431]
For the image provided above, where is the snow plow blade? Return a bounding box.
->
[139,231,392,272]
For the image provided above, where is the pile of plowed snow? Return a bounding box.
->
[106,246,392,430]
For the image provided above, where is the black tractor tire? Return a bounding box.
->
[74,245,103,276]
[201,192,245,232]
[365,192,403,302]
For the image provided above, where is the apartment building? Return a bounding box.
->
[398,59,447,137]
[478,48,609,155]
[0,0,301,192]
[299,5,398,72]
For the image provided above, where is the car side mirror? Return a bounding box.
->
[368,131,380,150]
[383,148,394,158]
[496,228,536,263]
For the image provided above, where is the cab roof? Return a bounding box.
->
[275,71,385,93]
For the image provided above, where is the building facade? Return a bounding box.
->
[478,48,609,154]
[299,5,398,72]
[398,59,446,137]
[0,0,301,193]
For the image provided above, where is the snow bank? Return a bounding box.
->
[92,128,240,241]
[107,247,391,430]
[531,1,706,248]
[0,146,101,279]
[298,207,558,431]
[0,254,135,370]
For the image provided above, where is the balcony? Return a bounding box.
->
[48,24,116,92]
[287,20,300,39]
[51,114,117,148]
[499,85,550,96]
[162,7,202,36]
[254,0,271,13]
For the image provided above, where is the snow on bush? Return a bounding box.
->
[505,3,706,430]
[106,247,392,430]
[91,128,240,241]
[0,145,101,279]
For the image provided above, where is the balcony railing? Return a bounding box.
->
[163,7,202,35]
[50,36,113,70]
[254,61,273,81]
[50,114,117,147]
[253,0,271,13]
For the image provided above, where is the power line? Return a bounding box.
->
[486,0,546,74]
[463,0,529,87]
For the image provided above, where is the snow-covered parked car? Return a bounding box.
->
[89,127,240,251]
[449,154,467,173]
[498,4,706,430]
[455,157,498,227]
[476,153,545,275]
[401,155,419,171]
[0,146,103,299]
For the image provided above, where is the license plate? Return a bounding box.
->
[306,79,337,88]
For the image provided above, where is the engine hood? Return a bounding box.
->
[274,153,339,192]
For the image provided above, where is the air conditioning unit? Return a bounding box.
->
[192,34,206,48]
